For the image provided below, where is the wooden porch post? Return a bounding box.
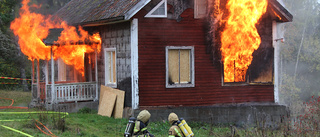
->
[95,49,98,101]
[37,59,40,99]
[51,48,55,103]
[45,60,49,101]
[31,60,34,99]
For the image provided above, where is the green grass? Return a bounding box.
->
[0,110,215,136]
[0,90,31,107]
[4,90,312,137]
[0,90,215,137]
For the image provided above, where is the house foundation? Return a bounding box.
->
[45,101,99,113]
[134,103,289,127]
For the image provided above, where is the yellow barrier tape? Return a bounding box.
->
[0,125,33,137]
[0,76,32,81]
[0,83,19,84]
[0,111,69,115]
[0,111,69,136]
[0,119,32,122]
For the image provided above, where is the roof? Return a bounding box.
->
[43,28,100,46]
[269,0,293,22]
[54,0,292,27]
[54,0,150,26]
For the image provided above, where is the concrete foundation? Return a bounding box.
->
[45,101,99,113]
[134,103,289,127]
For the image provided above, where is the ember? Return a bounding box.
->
[220,0,268,82]
[10,0,101,76]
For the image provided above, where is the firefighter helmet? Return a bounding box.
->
[137,110,151,123]
[168,112,179,125]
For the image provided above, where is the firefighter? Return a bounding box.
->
[168,112,184,137]
[133,110,154,137]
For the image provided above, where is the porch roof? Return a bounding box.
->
[43,29,100,46]
[53,0,150,26]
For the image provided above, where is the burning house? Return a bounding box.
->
[11,0,292,124]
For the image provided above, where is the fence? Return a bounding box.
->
[33,82,97,103]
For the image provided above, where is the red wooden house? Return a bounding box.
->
[34,0,292,123]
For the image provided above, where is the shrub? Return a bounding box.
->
[292,95,320,135]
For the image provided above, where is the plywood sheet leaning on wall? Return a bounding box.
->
[99,85,125,118]
[98,89,116,117]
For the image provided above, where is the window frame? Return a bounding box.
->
[145,0,167,18]
[104,48,117,88]
[165,46,195,88]
[221,62,274,86]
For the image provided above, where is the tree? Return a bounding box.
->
[0,0,31,91]
[280,0,320,115]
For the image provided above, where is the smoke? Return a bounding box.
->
[278,0,320,116]
[26,0,71,15]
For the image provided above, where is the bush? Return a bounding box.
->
[292,95,320,135]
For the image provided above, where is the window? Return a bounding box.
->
[145,0,167,18]
[166,46,194,88]
[222,48,274,86]
[104,48,117,88]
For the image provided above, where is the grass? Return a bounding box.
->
[0,90,215,137]
[0,90,31,107]
[3,90,319,137]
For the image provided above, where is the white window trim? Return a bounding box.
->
[166,46,195,88]
[104,48,117,88]
[145,0,167,18]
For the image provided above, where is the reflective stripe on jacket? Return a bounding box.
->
[169,125,184,137]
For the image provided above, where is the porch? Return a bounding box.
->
[30,42,99,110]
[32,82,98,104]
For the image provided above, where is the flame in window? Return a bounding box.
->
[220,0,268,82]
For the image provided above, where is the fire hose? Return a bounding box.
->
[0,97,28,109]
[34,119,57,137]
[0,97,68,136]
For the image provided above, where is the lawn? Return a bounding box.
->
[3,90,313,137]
[0,90,217,137]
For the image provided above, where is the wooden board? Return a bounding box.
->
[100,85,125,118]
[98,88,117,117]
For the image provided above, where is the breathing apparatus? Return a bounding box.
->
[124,117,136,137]
[178,118,194,137]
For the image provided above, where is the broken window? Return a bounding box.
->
[222,47,274,85]
[166,46,194,88]
[104,48,117,88]
[145,0,167,18]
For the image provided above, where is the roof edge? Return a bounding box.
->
[125,0,151,20]
[76,16,125,27]
[269,0,293,22]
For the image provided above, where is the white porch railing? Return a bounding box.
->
[46,82,97,103]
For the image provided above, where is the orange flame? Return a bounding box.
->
[10,0,101,76]
[272,9,282,20]
[220,0,267,82]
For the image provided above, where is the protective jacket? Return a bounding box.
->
[133,110,154,137]
[168,113,184,137]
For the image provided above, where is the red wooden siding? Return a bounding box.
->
[134,8,274,107]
